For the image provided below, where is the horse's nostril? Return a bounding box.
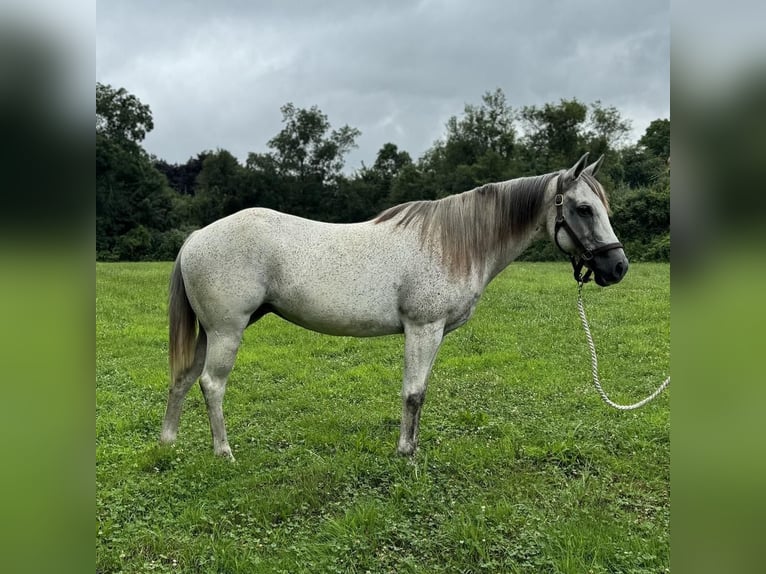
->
[615,261,624,277]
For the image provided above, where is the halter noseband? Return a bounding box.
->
[553,174,623,284]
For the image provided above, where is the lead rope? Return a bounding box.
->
[577,282,670,410]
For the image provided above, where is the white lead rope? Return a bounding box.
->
[577,283,670,410]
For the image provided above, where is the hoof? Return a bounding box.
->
[397,442,417,457]
[215,446,236,462]
[159,433,176,446]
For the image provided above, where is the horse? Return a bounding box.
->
[159,153,628,460]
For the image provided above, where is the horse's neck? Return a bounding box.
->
[479,226,541,286]
[480,187,554,286]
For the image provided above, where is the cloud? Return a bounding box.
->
[96,0,669,167]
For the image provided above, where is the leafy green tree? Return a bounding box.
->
[639,118,670,160]
[584,100,632,159]
[154,152,211,196]
[192,149,249,225]
[611,183,670,261]
[388,163,433,205]
[243,151,285,212]
[257,103,361,219]
[519,99,588,172]
[268,103,360,184]
[352,143,414,215]
[97,82,153,144]
[96,83,178,259]
[610,117,670,261]
[443,88,516,162]
[115,224,152,261]
[617,119,670,188]
[372,143,413,181]
[422,89,517,196]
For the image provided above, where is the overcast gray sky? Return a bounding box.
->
[96,0,669,169]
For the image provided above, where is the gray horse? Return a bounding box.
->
[160,153,627,460]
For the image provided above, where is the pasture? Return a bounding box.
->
[96,262,669,573]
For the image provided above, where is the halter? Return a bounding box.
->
[553,174,623,284]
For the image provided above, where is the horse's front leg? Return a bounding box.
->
[398,320,445,456]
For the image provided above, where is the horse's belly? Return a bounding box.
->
[272,303,403,337]
[269,281,403,337]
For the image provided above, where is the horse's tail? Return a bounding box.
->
[168,250,197,382]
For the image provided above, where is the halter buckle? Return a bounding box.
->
[554,194,564,206]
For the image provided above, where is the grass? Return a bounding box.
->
[96,262,669,573]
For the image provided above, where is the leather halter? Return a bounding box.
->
[553,174,623,284]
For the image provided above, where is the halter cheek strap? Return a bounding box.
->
[553,175,623,283]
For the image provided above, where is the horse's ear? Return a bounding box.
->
[562,153,589,185]
[583,154,604,177]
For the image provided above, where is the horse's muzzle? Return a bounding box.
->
[592,250,629,286]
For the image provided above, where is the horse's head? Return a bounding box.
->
[546,153,628,286]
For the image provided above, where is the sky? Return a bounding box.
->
[96,0,669,169]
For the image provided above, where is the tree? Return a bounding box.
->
[97,82,154,144]
[96,84,178,259]
[519,99,588,172]
[192,149,248,225]
[268,103,360,184]
[610,182,670,261]
[351,143,414,215]
[256,103,361,219]
[617,119,670,188]
[416,89,518,198]
[243,151,285,212]
[154,152,211,196]
[388,163,433,205]
[443,88,516,162]
[639,118,670,160]
[372,142,413,181]
[610,118,670,259]
[585,100,632,155]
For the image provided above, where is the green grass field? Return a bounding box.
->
[96,262,669,573]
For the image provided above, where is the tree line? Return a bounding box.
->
[96,84,669,262]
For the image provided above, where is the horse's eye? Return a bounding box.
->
[576,204,593,217]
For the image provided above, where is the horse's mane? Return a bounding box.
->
[374,172,559,276]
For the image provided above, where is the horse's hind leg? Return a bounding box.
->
[199,324,246,460]
[160,328,207,445]
[397,320,445,456]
